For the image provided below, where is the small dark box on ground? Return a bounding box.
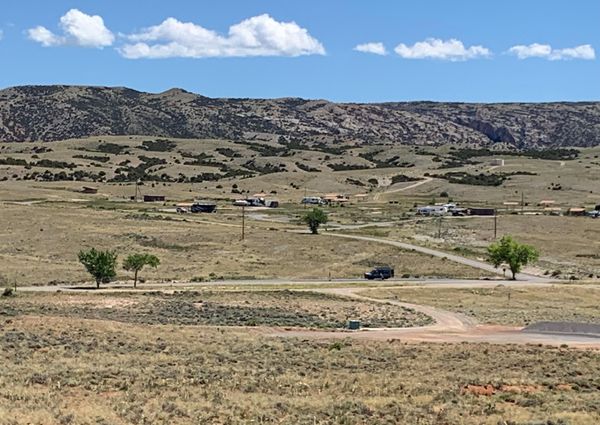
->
[347,320,361,330]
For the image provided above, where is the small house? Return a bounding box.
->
[323,193,350,205]
[468,207,496,216]
[491,159,505,166]
[543,207,562,216]
[143,195,166,202]
[567,207,586,216]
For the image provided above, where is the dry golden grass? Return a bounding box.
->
[0,314,599,424]
[362,285,600,326]
[0,202,486,286]
[371,214,600,279]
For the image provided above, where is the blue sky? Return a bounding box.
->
[0,0,599,102]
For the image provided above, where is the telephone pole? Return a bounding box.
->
[437,215,443,238]
[521,191,524,214]
[134,179,143,202]
[303,187,307,209]
[494,209,497,239]
[241,205,245,241]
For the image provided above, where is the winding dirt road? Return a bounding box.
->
[18,278,600,347]
[269,286,600,348]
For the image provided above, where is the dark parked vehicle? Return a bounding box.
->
[364,266,395,280]
[191,202,217,213]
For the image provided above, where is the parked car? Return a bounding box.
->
[301,196,325,205]
[191,202,217,213]
[364,266,395,280]
[176,207,188,214]
[416,205,447,216]
[233,199,250,207]
[585,210,600,218]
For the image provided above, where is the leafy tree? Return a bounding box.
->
[302,208,328,235]
[78,248,118,288]
[123,253,160,288]
[487,235,539,280]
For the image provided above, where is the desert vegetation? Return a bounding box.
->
[0,314,598,424]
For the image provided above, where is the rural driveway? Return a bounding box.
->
[325,233,545,282]
[373,177,434,201]
[270,285,600,348]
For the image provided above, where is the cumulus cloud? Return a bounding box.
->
[27,9,114,48]
[119,14,325,59]
[508,43,595,60]
[354,42,387,55]
[28,26,64,47]
[394,38,490,61]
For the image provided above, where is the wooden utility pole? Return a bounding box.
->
[134,179,143,202]
[241,205,245,241]
[303,187,307,209]
[521,191,524,214]
[494,209,497,239]
[437,215,443,238]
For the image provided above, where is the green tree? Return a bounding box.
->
[123,253,160,288]
[487,235,539,280]
[78,248,118,289]
[302,208,328,234]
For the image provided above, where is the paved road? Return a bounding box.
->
[18,277,537,293]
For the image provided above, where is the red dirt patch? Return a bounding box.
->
[462,384,541,396]
[461,384,495,396]
[556,384,573,391]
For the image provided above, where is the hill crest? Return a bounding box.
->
[1,85,599,148]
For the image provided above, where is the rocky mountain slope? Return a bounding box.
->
[0,85,599,148]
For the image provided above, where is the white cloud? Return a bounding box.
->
[119,14,325,59]
[508,43,595,60]
[28,9,114,48]
[28,26,64,47]
[394,38,490,61]
[354,42,387,55]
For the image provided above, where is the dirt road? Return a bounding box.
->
[373,177,434,201]
[325,233,545,281]
[270,286,600,348]
[17,278,600,347]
